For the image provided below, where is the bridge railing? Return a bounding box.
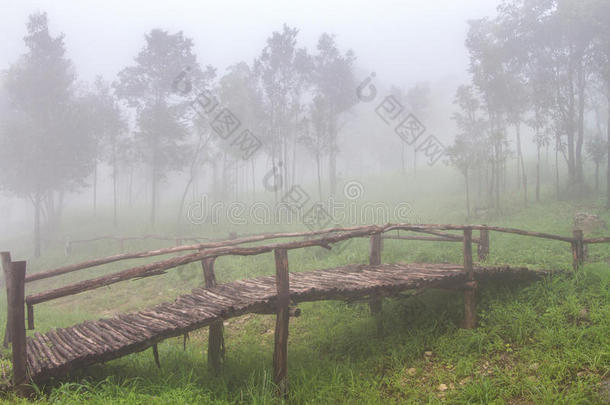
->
[2,223,594,395]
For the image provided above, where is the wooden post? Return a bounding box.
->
[477,228,490,261]
[273,248,290,398]
[7,260,28,395]
[571,230,584,271]
[2,252,12,348]
[27,303,34,330]
[201,256,224,373]
[463,228,477,329]
[368,233,383,336]
[152,344,161,369]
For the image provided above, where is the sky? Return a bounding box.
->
[1,0,499,87]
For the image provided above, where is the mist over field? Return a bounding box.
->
[0,1,608,403]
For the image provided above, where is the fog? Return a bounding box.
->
[0,0,608,258]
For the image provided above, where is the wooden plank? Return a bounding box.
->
[273,248,290,398]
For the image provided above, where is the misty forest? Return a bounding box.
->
[0,0,609,403]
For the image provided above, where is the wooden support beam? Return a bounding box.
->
[152,344,161,369]
[27,303,34,330]
[572,230,584,271]
[273,248,290,398]
[368,233,383,336]
[201,256,225,374]
[7,260,28,395]
[462,228,476,329]
[477,228,490,261]
[2,252,12,348]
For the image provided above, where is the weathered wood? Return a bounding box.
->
[583,236,610,244]
[2,252,12,348]
[273,248,290,398]
[462,228,476,329]
[27,303,34,330]
[7,260,28,395]
[200,256,225,373]
[26,226,376,283]
[477,228,490,261]
[384,235,461,242]
[368,234,383,335]
[25,226,387,305]
[24,263,547,385]
[571,229,584,271]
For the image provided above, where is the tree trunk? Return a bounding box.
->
[516,123,527,206]
[607,86,610,208]
[575,61,586,189]
[33,194,41,258]
[93,162,97,216]
[465,169,471,219]
[329,146,337,198]
[556,134,560,200]
[151,164,157,226]
[316,152,322,201]
[112,143,118,227]
[536,144,541,203]
[595,163,599,193]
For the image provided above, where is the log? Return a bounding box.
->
[26,226,378,283]
[384,224,575,243]
[368,234,383,336]
[27,303,34,330]
[7,260,28,395]
[2,252,12,348]
[462,228,476,329]
[273,248,290,398]
[25,226,386,306]
[383,235,461,242]
[201,256,224,374]
[28,223,575,285]
[571,229,584,271]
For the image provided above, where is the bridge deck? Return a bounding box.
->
[25,263,541,382]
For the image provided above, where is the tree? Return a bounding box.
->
[310,33,357,197]
[254,25,309,196]
[448,85,488,217]
[467,18,512,210]
[115,29,211,225]
[0,13,95,256]
[83,77,127,224]
[300,96,332,200]
[585,134,607,192]
[404,82,430,175]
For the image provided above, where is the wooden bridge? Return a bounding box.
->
[2,223,596,396]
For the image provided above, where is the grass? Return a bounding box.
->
[0,177,609,404]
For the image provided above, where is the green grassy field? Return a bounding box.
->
[0,178,609,404]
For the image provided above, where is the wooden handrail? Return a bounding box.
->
[24,223,591,308]
[26,223,576,284]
